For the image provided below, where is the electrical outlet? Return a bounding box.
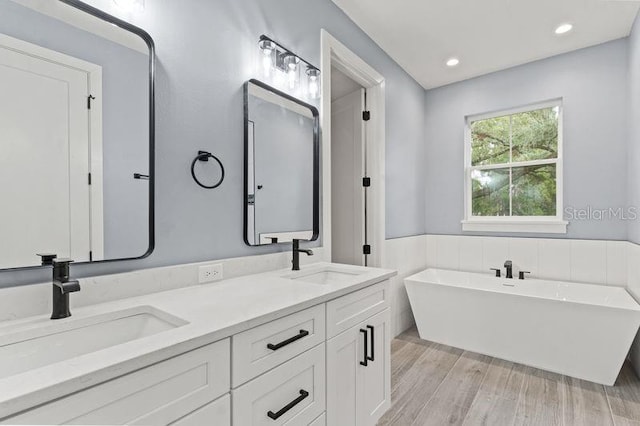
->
[198,263,223,284]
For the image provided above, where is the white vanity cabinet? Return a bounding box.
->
[1,275,392,426]
[326,283,391,426]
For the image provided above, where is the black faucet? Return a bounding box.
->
[504,260,513,279]
[51,258,81,320]
[292,239,313,271]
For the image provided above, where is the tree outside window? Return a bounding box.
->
[468,103,560,218]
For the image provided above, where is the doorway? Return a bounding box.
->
[330,68,366,265]
[321,30,386,267]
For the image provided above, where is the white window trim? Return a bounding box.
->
[462,99,567,234]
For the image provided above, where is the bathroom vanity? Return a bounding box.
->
[0,262,395,425]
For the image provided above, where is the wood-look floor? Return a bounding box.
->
[378,327,640,426]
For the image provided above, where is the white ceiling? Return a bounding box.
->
[331,0,640,89]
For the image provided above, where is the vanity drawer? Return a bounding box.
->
[232,343,325,425]
[326,280,389,338]
[169,393,230,426]
[232,304,325,387]
[4,339,230,425]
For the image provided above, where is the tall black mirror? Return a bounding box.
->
[0,0,154,270]
[244,79,319,246]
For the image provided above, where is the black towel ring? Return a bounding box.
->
[191,150,225,189]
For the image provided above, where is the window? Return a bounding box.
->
[462,100,567,233]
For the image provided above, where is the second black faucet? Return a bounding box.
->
[292,239,313,271]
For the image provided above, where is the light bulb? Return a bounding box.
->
[258,39,275,77]
[306,67,321,99]
[288,68,296,90]
[262,54,272,77]
[283,55,299,90]
[309,78,318,98]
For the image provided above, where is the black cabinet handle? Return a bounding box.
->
[367,325,375,362]
[267,329,309,351]
[360,329,368,366]
[267,389,309,420]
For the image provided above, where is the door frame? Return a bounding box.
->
[0,32,104,260]
[321,30,386,268]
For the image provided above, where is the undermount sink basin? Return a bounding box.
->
[284,265,366,285]
[0,306,187,380]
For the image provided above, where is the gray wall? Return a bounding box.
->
[629,14,640,244]
[0,0,149,261]
[0,0,427,286]
[424,39,629,240]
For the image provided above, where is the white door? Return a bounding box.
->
[331,88,365,266]
[0,37,93,268]
[358,309,391,426]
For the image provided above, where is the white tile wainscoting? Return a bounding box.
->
[384,235,429,337]
[426,235,628,286]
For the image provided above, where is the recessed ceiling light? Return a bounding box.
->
[446,58,460,67]
[555,23,573,35]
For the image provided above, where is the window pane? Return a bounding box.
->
[471,116,510,166]
[471,168,510,216]
[512,164,556,216]
[511,107,558,162]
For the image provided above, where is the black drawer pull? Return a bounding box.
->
[267,389,309,420]
[267,329,309,351]
[367,325,375,362]
[360,329,368,366]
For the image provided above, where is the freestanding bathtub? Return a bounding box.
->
[405,269,640,385]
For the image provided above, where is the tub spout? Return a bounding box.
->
[504,260,513,279]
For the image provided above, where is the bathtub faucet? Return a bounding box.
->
[504,260,513,279]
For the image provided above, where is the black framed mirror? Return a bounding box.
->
[243,79,319,246]
[0,0,155,270]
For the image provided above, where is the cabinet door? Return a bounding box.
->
[326,325,363,426]
[358,308,391,426]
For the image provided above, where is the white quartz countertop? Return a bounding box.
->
[0,262,395,418]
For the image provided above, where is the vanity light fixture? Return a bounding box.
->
[555,23,573,35]
[446,58,460,67]
[113,0,144,13]
[257,35,321,99]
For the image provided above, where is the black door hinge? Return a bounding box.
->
[363,244,371,255]
[362,177,371,187]
[87,95,96,109]
[362,111,371,121]
[89,251,93,261]
[88,173,92,185]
